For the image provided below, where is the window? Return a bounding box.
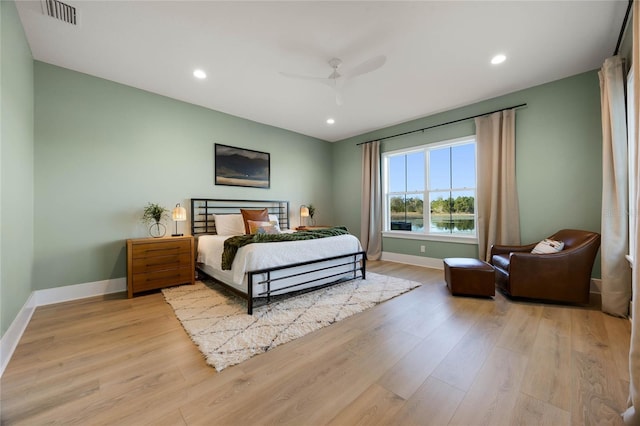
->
[382,136,477,240]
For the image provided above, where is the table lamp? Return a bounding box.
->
[300,205,309,227]
[172,203,187,236]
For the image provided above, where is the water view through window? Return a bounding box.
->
[386,138,476,236]
[389,198,475,233]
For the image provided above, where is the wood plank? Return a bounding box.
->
[510,393,571,425]
[430,296,509,391]
[0,261,632,426]
[377,298,485,399]
[449,347,528,426]
[194,326,420,425]
[326,383,405,426]
[571,350,626,426]
[602,312,632,383]
[571,309,627,426]
[392,376,466,426]
[496,302,543,354]
[520,305,572,411]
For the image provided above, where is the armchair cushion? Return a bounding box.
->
[491,253,510,271]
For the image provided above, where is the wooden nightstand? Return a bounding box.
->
[126,236,195,298]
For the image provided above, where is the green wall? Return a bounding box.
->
[1,0,35,336]
[332,70,602,276]
[33,62,333,291]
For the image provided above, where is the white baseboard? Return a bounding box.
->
[36,277,126,306]
[0,292,37,377]
[380,252,444,270]
[0,277,126,377]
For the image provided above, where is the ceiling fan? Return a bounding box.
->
[280,55,386,106]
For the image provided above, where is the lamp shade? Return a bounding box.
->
[300,205,310,217]
[172,204,187,221]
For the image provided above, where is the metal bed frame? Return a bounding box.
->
[191,198,366,314]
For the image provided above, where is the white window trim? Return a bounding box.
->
[382,135,477,242]
[382,230,478,244]
[628,67,635,266]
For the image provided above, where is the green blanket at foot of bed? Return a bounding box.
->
[221,227,349,270]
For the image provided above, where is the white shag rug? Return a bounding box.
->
[162,272,422,371]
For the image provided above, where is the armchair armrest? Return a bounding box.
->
[490,243,537,256]
[509,250,573,269]
[507,250,591,303]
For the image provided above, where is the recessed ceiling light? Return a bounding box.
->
[193,69,207,79]
[326,118,335,125]
[491,54,506,65]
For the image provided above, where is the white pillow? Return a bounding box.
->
[214,214,245,236]
[531,238,565,254]
[268,214,280,228]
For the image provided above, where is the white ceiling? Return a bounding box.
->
[15,1,628,142]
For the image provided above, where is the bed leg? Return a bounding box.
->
[266,271,271,304]
[362,253,367,280]
[248,272,254,315]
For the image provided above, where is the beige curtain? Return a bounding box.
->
[361,140,382,260]
[625,3,640,423]
[475,109,521,261]
[600,56,631,318]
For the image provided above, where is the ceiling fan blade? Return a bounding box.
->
[346,55,386,79]
[284,72,344,105]
[279,71,327,81]
[318,77,344,90]
[281,54,383,106]
[325,79,345,106]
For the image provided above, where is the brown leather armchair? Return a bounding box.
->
[490,229,601,304]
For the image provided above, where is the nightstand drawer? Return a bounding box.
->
[132,240,191,258]
[132,267,193,292]
[126,236,195,298]
[131,252,192,273]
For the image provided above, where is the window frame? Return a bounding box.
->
[381,135,478,244]
[627,67,635,265]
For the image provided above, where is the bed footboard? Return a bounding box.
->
[246,251,366,314]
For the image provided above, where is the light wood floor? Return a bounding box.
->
[0,261,632,425]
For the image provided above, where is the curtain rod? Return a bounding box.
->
[356,103,527,146]
[614,0,633,56]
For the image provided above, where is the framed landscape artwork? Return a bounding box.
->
[214,144,270,188]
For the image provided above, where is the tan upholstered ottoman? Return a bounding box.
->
[443,258,495,297]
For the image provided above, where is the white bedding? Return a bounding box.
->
[197,233,363,295]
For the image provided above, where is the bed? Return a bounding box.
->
[191,198,366,314]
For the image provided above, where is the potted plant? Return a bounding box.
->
[308,204,316,226]
[142,202,169,237]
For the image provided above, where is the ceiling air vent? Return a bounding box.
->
[41,0,77,25]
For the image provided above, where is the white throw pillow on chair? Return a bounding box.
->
[531,238,565,254]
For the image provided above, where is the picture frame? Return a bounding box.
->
[214,143,270,188]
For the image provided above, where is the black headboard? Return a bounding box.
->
[190,198,290,236]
